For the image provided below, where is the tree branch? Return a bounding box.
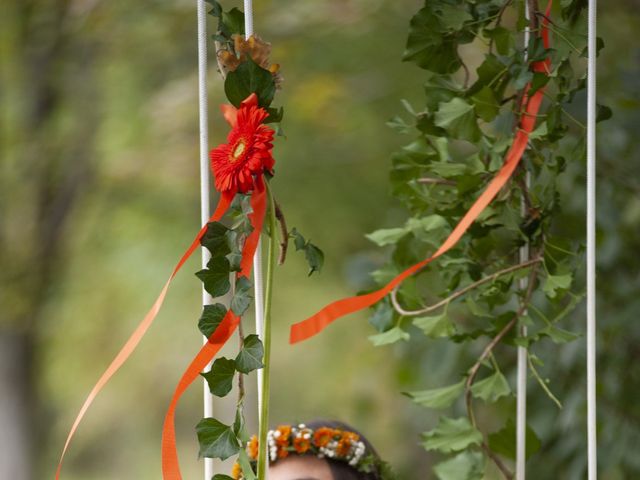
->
[416,177,457,186]
[464,262,540,480]
[390,257,542,317]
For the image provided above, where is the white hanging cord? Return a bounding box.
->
[586,0,598,478]
[196,1,215,479]
[243,1,269,477]
[243,0,264,416]
[515,3,531,478]
[244,0,254,38]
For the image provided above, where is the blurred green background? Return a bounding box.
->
[1,0,639,479]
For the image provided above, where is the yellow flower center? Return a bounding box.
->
[231,139,246,161]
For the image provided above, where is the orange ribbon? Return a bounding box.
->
[55,191,234,480]
[161,184,267,480]
[290,3,552,345]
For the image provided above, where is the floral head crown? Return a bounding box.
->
[231,423,383,479]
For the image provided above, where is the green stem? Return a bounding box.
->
[256,182,278,480]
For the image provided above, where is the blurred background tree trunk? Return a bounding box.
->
[1,2,99,478]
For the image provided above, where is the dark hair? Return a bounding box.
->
[305,420,382,480]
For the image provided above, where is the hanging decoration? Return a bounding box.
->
[56,3,322,480]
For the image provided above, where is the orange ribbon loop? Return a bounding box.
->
[289,3,552,345]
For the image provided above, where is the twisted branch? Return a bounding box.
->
[464,262,540,480]
[390,257,542,317]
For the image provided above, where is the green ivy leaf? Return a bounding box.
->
[205,0,222,18]
[212,475,235,480]
[196,257,231,297]
[303,242,324,276]
[403,7,462,74]
[470,370,511,402]
[483,26,513,55]
[226,252,243,272]
[542,272,572,298]
[222,7,244,36]
[369,326,410,346]
[198,303,228,338]
[196,417,240,460]
[201,222,231,258]
[472,54,507,96]
[414,312,456,338]
[224,58,275,108]
[231,276,253,315]
[487,419,541,460]
[201,357,236,397]
[422,416,483,453]
[434,98,482,142]
[471,86,500,122]
[291,228,324,276]
[235,334,264,374]
[423,74,463,111]
[435,3,473,31]
[406,380,465,409]
[434,450,485,480]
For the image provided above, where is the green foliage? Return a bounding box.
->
[413,312,456,338]
[291,228,325,276]
[434,451,485,480]
[201,221,232,258]
[196,418,240,460]
[198,304,228,338]
[231,276,253,315]
[422,416,483,453]
[368,325,410,346]
[235,334,264,374]
[487,419,541,460]
[224,59,276,108]
[207,1,244,40]
[406,380,465,409]
[403,1,500,74]
[470,370,511,402]
[367,0,607,475]
[202,357,237,397]
[196,257,232,297]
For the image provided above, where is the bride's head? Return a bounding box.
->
[235,420,387,480]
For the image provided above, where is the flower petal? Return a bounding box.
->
[241,92,259,108]
[220,104,238,127]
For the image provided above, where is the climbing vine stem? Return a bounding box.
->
[256,180,278,480]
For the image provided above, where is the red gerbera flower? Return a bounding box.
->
[210,93,275,194]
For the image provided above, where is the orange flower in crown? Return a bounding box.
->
[336,431,360,457]
[293,431,312,454]
[231,461,242,479]
[313,427,336,448]
[247,435,259,460]
[210,93,275,194]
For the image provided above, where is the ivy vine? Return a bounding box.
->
[194,2,323,479]
[367,0,607,478]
